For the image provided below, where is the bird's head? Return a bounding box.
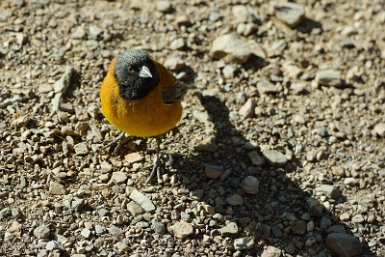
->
[114,49,160,100]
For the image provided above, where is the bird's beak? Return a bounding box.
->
[138,66,153,78]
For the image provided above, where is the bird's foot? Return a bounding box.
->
[146,156,162,184]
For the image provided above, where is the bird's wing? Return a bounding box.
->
[162,80,188,104]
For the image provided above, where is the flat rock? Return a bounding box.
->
[168,220,193,239]
[240,176,259,194]
[326,233,363,257]
[124,152,144,164]
[239,98,255,118]
[126,201,144,217]
[129,189,155,212]
[74,142,88,155]
[261,246,282,257]
[316,70,342,87]
[110,171,127,184]
[234,236,254,250]
[257,80,282,94]
[373,122,385,137]
[49,181,66,195]
[218,222,239,235]
[205,164,222,179]
[262,149,288,165]
[316,184,341,200]
[273,2,305,28]
[210,33,252,64]
[33,224,50,239]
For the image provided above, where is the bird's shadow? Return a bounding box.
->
[168,94,373,256]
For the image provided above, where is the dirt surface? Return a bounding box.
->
[1,0,384,256]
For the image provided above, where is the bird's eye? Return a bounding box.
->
[128,66,134,73]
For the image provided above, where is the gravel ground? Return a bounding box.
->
[1,0,385,256]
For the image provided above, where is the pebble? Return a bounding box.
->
[71,26,86,39]
[351,214,365,223]
[326,225,346,234]
[152,221,166,234]
[222,65,236,79]
[209,12,222,22]
[45,240,60,251]
[218,222,239,235]
[239,98,255,118]
[156,0,173,13]
[291,220,306,235]
[320,216,332,230]
[210,33,252,64]
[124,152,144,164]
[373,123,385,137]
[343,177,357,187]
[257,80,282,94]
[225,194,244,206]
[316,184,341,200]
[261,246,282,257]
[89,25,102,40]
[108,225,123,235]
[248,151,265,165]
[164,56,184,71]
[233,237,254,250]
[74,142,88,155]
[205,164,222,179]
[326,233,363,257]
[81,228,91,239]
[49,181,66,195]
[170,38,185,50]
[308,199,324,217]
[168,220,194,239]
[94,225,105,234]
[316,70,342,87]
[240,176,259,194]
[129,189,156,212]
[110,171,127,184]
[273,2,305,28]
[114,241,129,254]
[262,149,288,165]
[33,224,50,239]
[126,201,144,217]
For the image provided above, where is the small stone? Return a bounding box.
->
[114,241,129,254]
[271,225,283,237]
[108,225,123,235]
[71,26,86,39]
[340,212,351,221]
[100,161,113,173]
[273,2,305,28]
[110,171,127,184]
[225,194,244,206]
[232,5,249,22]
[320,216,332,230]
[373,123,385,137]
[351,214,365,223]
[175,15,191,27]
[156,0,172,13]
[209,12,222,22]
[169,221,194,239]
[291,220,306,235]
[257,80,282,94]
[170,38,185,50]
[95,225,105,234]
[316,184,341,200]
[124,152,144,164]
[45,240,59,251]
[129,189,155,212]
[239,98,255,118]
[248,151,265,165]
[326,233,363,257]
[152,221,166,234]
[164,56,184,71]
[126,201,144,217]
[262,149,288,165]
[205,164,222,179]
[222,65,236,79]
[326,225,346,234]
[343,178,357,187]
[74,142,88,155]
[233,237,254,250]
[293,114,306,124]
[49,181,66,195]
[261,246,281,257]
[33,224,50,239]
[316,70,342,87]
[210,33,252,64]
[218,222,239,235]
[240,176,259,194]
[89,25,102,40]
[308,199,324,217]
[81,228,91,239]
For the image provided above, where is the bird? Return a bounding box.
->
[100,49,187,183]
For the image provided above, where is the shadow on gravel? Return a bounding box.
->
[171,95,373,256]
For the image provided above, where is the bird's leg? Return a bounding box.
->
[146,136,162,183]
[102,132,127,154]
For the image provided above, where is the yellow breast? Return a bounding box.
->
[100,59,183,137]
